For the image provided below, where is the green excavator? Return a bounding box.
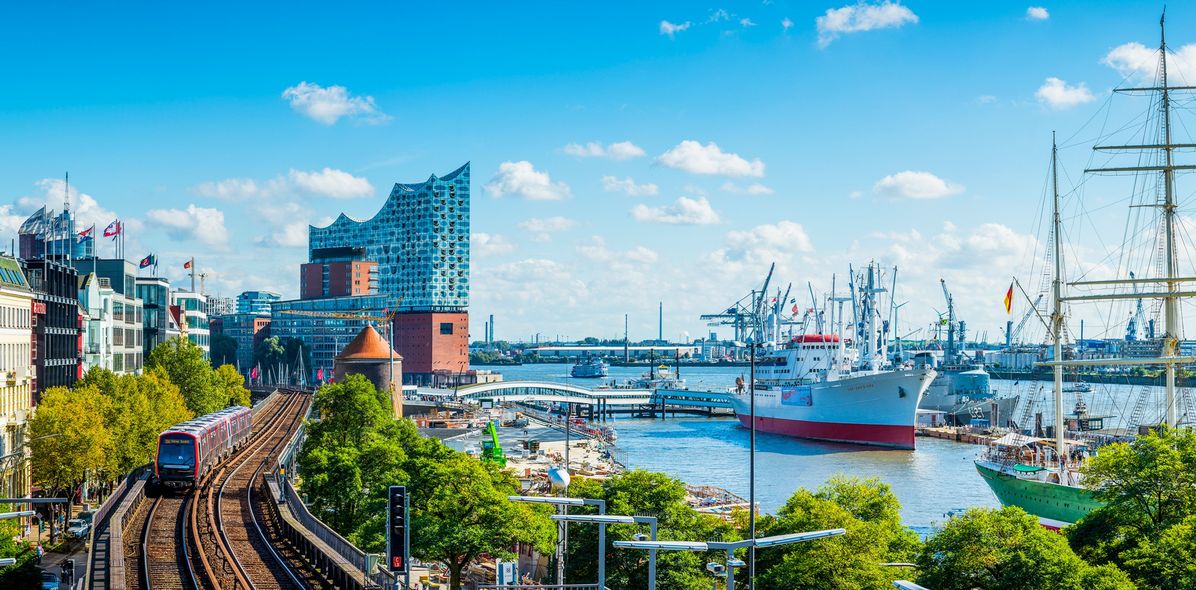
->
[480,420,507,467]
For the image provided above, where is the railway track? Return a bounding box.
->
[131,391,323,590]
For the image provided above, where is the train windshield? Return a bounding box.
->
[157,434,195,467]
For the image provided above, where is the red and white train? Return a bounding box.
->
[154,405,253,488]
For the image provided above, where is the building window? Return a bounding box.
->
[439,322,453,335]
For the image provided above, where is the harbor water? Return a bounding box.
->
[481,364,1002,526]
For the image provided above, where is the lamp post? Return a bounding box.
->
[748,341,756,588]
[508,495,606,589]
[550,513,657,590]
[708,529,845,590]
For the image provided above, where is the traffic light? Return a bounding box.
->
[387,486,408,573]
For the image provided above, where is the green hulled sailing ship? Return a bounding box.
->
[976,14,1194,527]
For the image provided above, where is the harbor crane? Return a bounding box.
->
[700,263,802,345]
[1126,271,1149,341]
[1007,293,1045,346]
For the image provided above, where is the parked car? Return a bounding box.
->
[65,518,90,539]
[40,571,60,590]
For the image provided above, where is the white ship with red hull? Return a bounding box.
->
[729,263,935,449]
[733,366,935,449]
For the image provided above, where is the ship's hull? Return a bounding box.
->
[975,460,1103,524]
[732,367,936,450]
[571,364,609,378]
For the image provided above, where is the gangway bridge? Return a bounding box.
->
[435,380,736,418]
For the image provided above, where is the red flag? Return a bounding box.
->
[250,366,259,379]
[317,368,325,381]
[184,259,193,270]
[1004,283,1014,314]
[791,304,799,315]
[103,219,121,237]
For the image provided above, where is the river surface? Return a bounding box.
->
[482,364,1001,526]
[482,363,1183,526]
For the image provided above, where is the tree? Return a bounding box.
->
[755,477,920,590]
[147,338,224,415]
[254,336,286,377]
[213,364,251,408]
[1069,427,1196,588]
[564,470,737,590]
[309,374,393,447]
[210,333,238,368]
[408,454,555,590]
[29,386,111,520]
[76,368,193,481]
[917,507,1134,590]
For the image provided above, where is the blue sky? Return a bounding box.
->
[2,1,1193,343]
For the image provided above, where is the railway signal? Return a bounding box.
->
[387,486,409,574]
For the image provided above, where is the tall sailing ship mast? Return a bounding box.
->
[977,12,1196,527]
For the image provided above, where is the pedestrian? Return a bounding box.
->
[35,542,44,564]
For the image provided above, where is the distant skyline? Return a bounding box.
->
[3,2,1195,344]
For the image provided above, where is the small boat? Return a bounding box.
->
[1062,382,1093,394]
[571,357,609,378]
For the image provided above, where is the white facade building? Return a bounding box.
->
[80,273,144,374]
[171,290,210,356]
[0,256,34,500]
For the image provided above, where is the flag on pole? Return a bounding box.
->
[103,219,121,238]
[139,254,157,269]
[791,304,799,315]
[183,259,193,270]
[1004,282,1014,314]
[77,225,94,243]
[251,366,260,380]
[317,368,324,381]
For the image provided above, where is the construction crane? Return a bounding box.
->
[277,309,396,323]
[1127,271,1148,341]
[480,420,507,467]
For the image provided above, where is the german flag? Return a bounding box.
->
[1004,283,1014,314]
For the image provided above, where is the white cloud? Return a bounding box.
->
[577,236,660,265]
[17,178,120,233]
[816,1,918,48]
[287,168,374,198]
[602,176,659,197]
[708,221,815,275]
[563,140,646,160]
[708,9,730,22]
[265,222,309,248]
[472,232,516,256]
[721,182,774,195]
[975,95,998,105]
[281,81,390,126]
[146,204,231,249]
[1103,42,1196,85]
[1035,77,1095,110]
[740,18,757,28]
[1026,6,1049,21]
[631,196,721,225]
[485,161,571,201]
[657,140,765,177]
[518,216,578,242]
[660,20,691,38]
[252,201,312,248]
[193,178,264,199]
[193,168,371,200]
[782,17,794,32]
[873,171,963,200]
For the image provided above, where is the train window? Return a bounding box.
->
[158,434,196,468]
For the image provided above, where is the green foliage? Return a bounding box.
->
[756,476,920,590]
[254,336,286,372]
[214,364,251,408]
[918,506,1134,590]
[410,454,555,590]
[29,385,111,501]
[209,333,238,368]
[77,367,193,479]
[1069,427,1196,589]
[147,337,247,415]
[564,470,738,590]
[148,337,221,414]
[298,374,553,590]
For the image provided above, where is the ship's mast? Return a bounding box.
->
[1051,132,1067,475]
[1160,13,1180,427]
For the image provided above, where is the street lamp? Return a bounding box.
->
[509,495,606,588]
[706,528,845,590]
[732,339,759,587]
[551,513,657,590]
